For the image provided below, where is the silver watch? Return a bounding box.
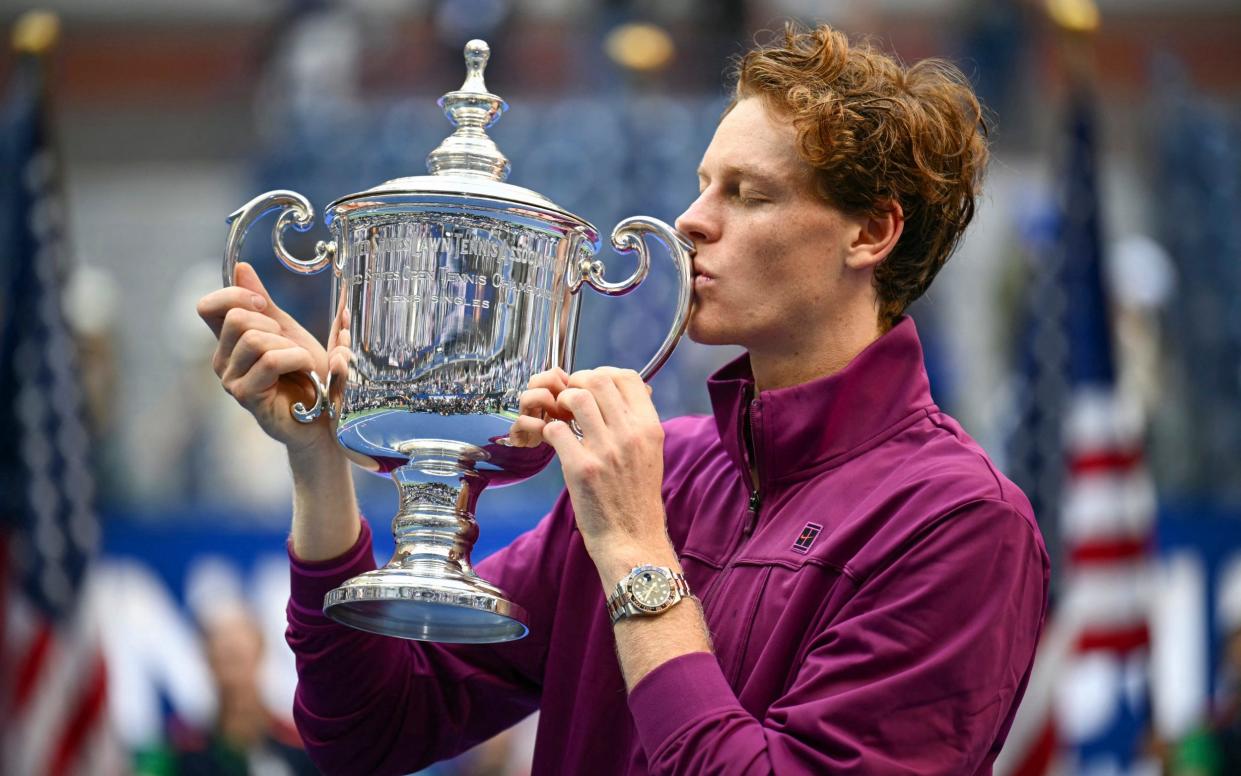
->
[606,565,691,625]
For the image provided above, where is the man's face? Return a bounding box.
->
[676,97,861,353]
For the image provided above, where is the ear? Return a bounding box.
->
[845,200,904,271]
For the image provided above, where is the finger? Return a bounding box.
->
[225,347,318,405]
[506,414,548,447]
[598,367,658,421]
[197,286,269,339]
[542,419,583,461]
[568,369,627,426]
[519,387,567,421]
[556,387,606,440]
[327,344,352,383]
[221,329,301,384]
[528,367,569,394]
[326,343,352,408]
[328,295,351,350]
[213,308,282,376]
[234,261,300,330]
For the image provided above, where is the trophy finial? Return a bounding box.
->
[427,39,511,181]
[462,39,490,92]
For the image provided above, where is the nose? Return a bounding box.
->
[675,192,717,244]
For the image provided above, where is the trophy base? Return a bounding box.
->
[324,566,529,643]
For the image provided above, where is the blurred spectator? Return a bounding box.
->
[1204,625,1241,775]
[134,604,316,776]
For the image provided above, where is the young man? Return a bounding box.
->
[198,23,1048,776]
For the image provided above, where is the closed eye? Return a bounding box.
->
[735,189,770,205]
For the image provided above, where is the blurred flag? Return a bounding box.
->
[0,13,120,776]
[999,91,1157,775]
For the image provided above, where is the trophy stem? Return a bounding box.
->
[323,451,529,643]
[391,480,481,577]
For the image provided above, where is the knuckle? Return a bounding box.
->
[575,458,602,481]
[560,388,587,409]
[254,349,280,371]
[222,306,251,333]
[236,328,265,352]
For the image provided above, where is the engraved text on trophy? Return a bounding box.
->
[340,214,571,415]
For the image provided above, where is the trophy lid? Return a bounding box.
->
[327,40,594,239]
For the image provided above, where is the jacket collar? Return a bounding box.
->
[706,316,936,486]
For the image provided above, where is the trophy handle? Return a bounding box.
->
[222,189,337,424]
[580,216,694,380]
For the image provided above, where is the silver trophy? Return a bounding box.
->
[221,40,693,643]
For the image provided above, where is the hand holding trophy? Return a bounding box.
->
[217,40,693,644]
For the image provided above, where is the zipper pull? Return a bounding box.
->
[743,491,761,537]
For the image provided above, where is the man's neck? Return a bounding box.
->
[749,314,884,394]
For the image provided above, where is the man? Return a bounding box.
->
[138,606,318,776]
[198,23,1048,775]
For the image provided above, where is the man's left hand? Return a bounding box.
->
[511,367,712,689]
[516,367,672,563]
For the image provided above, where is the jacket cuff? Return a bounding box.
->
[628,651,738,756]
[287,516,377,620]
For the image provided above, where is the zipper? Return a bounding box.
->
[742,396,764,538]
[701,396,764,606]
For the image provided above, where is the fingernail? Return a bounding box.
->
[251,294,267,310]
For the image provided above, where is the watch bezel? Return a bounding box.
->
[625,565,676,614]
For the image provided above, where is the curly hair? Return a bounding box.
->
[731,23,989,330]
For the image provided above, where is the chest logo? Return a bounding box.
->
[792,522,823,554]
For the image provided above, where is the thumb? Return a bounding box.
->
[234,262,296,327]
[233,261,272,301]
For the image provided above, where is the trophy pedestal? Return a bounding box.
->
[323,458,529,644]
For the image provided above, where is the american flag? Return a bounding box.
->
[0,19,120,776]
[997,92,1156,775]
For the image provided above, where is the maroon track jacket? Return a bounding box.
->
[286,316,1050,775]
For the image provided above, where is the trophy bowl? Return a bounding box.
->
[221,40,693,643]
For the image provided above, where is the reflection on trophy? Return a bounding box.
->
[221,40,693,643]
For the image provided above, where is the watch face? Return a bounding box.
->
[631,568,672,609]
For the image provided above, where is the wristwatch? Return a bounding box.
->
[606,565,691,625]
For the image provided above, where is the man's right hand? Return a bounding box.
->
[196,261,349,457]
[197,261,360,562]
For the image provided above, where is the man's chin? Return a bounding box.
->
[685,321,734,347]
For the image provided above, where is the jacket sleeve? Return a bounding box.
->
[627,499,1049,775]
[285,494,575,776]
